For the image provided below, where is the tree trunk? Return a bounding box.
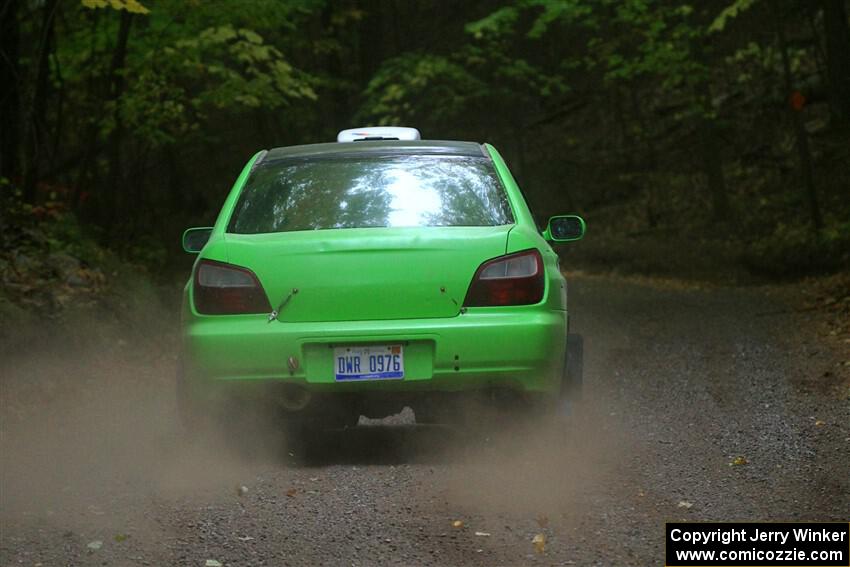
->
[99,11,134,227]
[693,83,731,221]
[821,0,850,123]
[691,37,731,222]
[358,0,386,86]
[22,0,58,201]
[629,84,660,229]
[74,12,103,211]
[776,1,823,231]
[612,87,635,171]
[321,3,351,135]
[0,0,21,181]
[513,123,528,186]
[698,118,731,221]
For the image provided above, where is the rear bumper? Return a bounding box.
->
[181,307,567,398]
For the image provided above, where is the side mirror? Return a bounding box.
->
[544,215,585,242]
[182,227,213,253]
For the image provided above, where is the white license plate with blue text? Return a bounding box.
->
[334,345,404,381]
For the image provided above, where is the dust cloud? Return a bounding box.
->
[1,304,624,556]
[432,397,628,523]
[0,306,271,536]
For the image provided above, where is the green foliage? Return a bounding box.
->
[43,214,108,267]
[0,179,103,268]
[357,47,568,137]
[5,0,848,284]
[466,0,591,39]
[54,1,319,149]
[709,0,760,33]
[465,0,720,123]
[81,0,150,15]
[527,0,594,38]
[118,23,316,146]
[358,53,485,128]
[358,35,568,139]
[744,221,850,276]
[466,5,520,38]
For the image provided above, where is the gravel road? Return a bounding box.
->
[2,275,848,566]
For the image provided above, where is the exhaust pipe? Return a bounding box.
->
[279,385,312,412]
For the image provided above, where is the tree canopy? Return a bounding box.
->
[1,0,848,276]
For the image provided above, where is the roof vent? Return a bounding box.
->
[337,127,421,143]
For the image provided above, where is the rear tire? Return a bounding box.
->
[560,333,584,416]
[176,356,208,439]
[177,360,286,458]
[413,401,452,426]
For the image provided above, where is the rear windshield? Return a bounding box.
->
[227,155,513,234]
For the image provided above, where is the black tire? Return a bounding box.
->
[176,356,206,437]
[178,358,278,454]
[413,403,448,425]
[560,333,584,413]
[281,416,337,462]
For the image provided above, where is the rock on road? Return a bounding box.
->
[1,275,848,566]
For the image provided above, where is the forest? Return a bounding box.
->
[1,0,849,290]
[2,4,850,565]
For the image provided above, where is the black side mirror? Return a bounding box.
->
[544,215,585,242]
[182,227,213,253]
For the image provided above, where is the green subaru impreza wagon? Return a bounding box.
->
[179,127,585,434]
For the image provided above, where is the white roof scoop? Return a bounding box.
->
[337,126,421,143]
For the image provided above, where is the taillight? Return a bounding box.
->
[463,249,545,307]
[193,259,271,315]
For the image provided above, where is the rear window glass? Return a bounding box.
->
[227,155,513,234]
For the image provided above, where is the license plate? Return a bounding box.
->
[334,344,404,381]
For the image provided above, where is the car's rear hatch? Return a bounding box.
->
[224,226,510,322]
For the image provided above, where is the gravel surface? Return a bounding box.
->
[1,275,848,566]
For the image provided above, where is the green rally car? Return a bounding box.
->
[179,127,585,432]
